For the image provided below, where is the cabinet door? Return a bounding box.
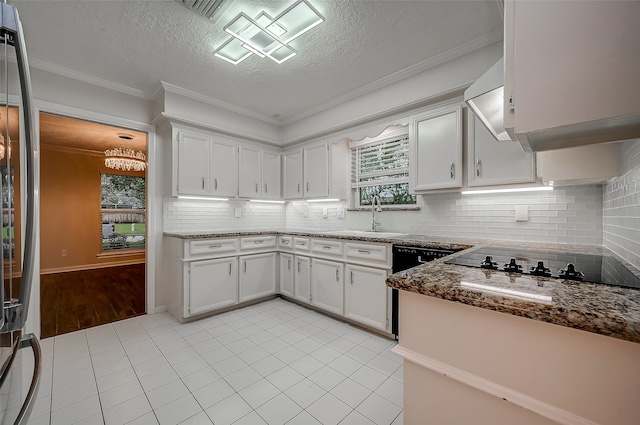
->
[238,146,262,198]
[239,253,276,302]
[211,141,237,197]
[262,151,282,199]
[345,265,388,331]
[177,133,209,195]
[189,257,237,316]
[311,258,344,316]
[303,143,329,198]
[279,253,294,298]
[467,114,535,187]
[283,150,303,199]
[412,106,462,191]
[294,256,311,304]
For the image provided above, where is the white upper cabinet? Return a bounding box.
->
[283,150,303,200]
[504,0,640,151]
[410,105,463,191]
[210,141,237,197]
[467,112,535,187]
[238,146,262,198]
[177,133,210,196]
[262,151,281,200]
[303,142,329,198]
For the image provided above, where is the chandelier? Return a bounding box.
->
[104,147,146,171]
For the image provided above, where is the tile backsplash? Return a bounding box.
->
[285,185,603,245]
[603,139,640,269]
[164,198,285,233]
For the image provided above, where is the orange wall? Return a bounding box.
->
[40,148,145,273]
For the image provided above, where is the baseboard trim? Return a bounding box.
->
[392,345,601,425]
[41,260,146,275]
[154,305,167,313]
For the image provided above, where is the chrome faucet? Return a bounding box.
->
[371,194,382,232]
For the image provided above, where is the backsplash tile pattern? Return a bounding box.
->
[603,139,640,269]
[286,186,603,245]
[164,198,285,233]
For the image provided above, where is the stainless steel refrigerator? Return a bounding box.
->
[0,2,41,424]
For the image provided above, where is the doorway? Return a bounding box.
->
[39,112,148,338]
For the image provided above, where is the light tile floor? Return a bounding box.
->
[28,298,403,425]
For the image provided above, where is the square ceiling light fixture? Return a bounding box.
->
[214,0,324,65]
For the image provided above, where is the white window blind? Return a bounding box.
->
[351,135,410,190]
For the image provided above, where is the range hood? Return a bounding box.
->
[464,58,510,141]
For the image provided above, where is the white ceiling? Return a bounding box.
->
[12,0,503,126]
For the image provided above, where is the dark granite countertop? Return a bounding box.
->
[163,230,640,343]
[387,240,640,344]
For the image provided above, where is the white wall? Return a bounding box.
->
[603,139,640,268]
[286,185,603,245]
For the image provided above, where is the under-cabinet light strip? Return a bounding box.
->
[306,199,341,203]
[177,196,229,201]
[461,186,553,195]
[248,200,285,204]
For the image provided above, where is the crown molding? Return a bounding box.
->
[41,143,105,157]
[29,57,153,100]
[280,30,504,125]
[159,82,281,125]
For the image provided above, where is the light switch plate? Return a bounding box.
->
[322,207,328,218]
[234,207,242,218]
[515,205,528,222]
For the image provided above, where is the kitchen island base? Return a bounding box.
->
[395,291,640,425]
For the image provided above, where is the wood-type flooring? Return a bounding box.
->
[40,263,145,339]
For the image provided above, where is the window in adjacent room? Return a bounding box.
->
[100,173,146,252]
[350,125,416,206]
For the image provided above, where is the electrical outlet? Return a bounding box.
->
[234,208,242,218]
[322,208,328,218]
[515,205,529,222]
[303,205,308,218]
[61,249,67,257]
[337,208,345,219]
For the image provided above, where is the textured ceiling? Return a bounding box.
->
[12,0,503,125]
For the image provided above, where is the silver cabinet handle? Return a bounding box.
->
[265,184,268,193]
[298,261,300,272]
[323,245,331,250]
[214,178,218,190]
[306,182,309,192]
[229,262,232,275]
[202,177,205,189]
[255,183,258,193]
[209,244,222,249]
[336,269,339,282]
[244,261,247,273]
[296,241,305,246]
[254,240,264,244]
[288,259,291,270]
[450,162,455,179]
[476,159,482,177]
[350,271,354,285]
[357,249,370,255]
[298,183,301,193]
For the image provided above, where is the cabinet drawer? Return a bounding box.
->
[279,236,293,250]
[310,239,343,256]
[189,238,238,256]
[293,237,310,251]
[345,242,388,264]
[240,235,276,250]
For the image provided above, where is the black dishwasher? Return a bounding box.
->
[391,246,459,338]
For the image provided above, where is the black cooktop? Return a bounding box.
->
[444,247,640,289]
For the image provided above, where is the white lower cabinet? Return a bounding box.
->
[279,253,294,298]
[345,264,389,332]
[311,259,344,316]
[294,256,311,304]
[239,252,277,303]
[189,257,238,316]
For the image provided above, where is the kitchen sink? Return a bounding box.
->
[320,230,408,238]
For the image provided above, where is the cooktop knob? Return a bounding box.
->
[503,258,523,273]
[558,263,585,281]
[530,261,552,277]
[480,256,499,270]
